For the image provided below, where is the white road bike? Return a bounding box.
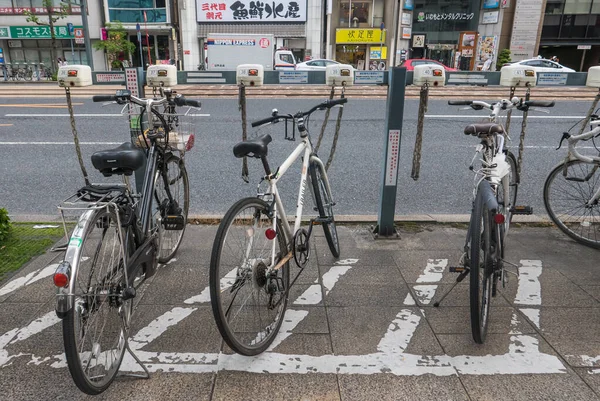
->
[544,117,600,249]
[209,98,347,356]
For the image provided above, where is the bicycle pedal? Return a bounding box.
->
[510,205,533,215]
[449,266,465,273]
[163,215,185,230]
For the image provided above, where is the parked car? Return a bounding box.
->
[400,58,458,72]
[295,59,340,71]
[505,58,575,73]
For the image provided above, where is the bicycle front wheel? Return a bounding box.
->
[543,160,600,249]
[63,209,131,395]
[469,189,494,344]
[310,161,340,258]
[209,197,290,356]
[154,154,190,263]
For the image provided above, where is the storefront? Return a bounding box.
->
[334,28,385,70]
[409,0,481,68]
[0,25,86,67]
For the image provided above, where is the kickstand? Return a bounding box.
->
[433,268,469,307]
[118,340,150,379]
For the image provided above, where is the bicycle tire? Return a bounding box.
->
[310,161,340,258]
[543,159,600,249]
[63,208,132,395]
[154,153,189,263]
[209,197,289,356]
[469,188,494,344]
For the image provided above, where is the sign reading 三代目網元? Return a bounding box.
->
[335,29,386,44]
[196,0,306,22]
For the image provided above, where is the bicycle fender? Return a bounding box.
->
[478,180,498,214]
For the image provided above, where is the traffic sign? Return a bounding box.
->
[66,22,74,35]
[74,28,84,44]
[578,45,591,50]
[136,23,141,32]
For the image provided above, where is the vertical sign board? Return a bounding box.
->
[509,0,544,61]
[125,68,139,97]
[385,130,400,185]
[376,67,406,237]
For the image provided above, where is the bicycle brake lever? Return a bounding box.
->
[556,132,571,150]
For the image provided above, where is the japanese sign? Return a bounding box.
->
[537,73,568,86]
[74,28,84,44]
[0,6,79,14]
[482,11,499,24]
[7,25,82,39]
[354,71,384,84]
[510,0,544,60]
[483,0,499,9]
[417,12,475,22]
[336,29,385,44]
[401,12,411,26]
[385,129,400,186]
[403,0,413,10]
[402,27,411,39]
[196,0,306,22]
[96,73,126,83]
[369,46,387,60]
[125,68,139,97]
[279,71,308,83]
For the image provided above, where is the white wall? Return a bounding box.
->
[180,0,200,70]
[306,0,324,58]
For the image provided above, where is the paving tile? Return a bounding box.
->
[338,374,469,401]
[461,372,600,401]
[325,283,408,307]
[575,368,600,398]
[212,371,340,401]
[437,333,557,357]
[581,286,600,303]
[271,333,333,356]
[424,306,536,335]
[138,263,210,305]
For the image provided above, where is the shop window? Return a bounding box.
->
[564,0,592,14]
[108,0,168,23]
[545,0,564,14]
[593,0,600,13]
[339,1,371,27]
[14,0,30,7]
[542,14,561,38]
[0,0,11,7]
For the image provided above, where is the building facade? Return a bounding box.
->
[0,0,105,70]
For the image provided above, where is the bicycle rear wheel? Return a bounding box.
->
[310,161,340,258]
[154,153,189,263]
[469,189,494,344]
[209,197,289,356]
[63,208,131,395]
[543,160,600,249]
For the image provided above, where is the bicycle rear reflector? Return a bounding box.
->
[494,214,505,224]
[265,228,277,240]
[68,70,78,77]
[186,134,195,151]
[53,261,71,288]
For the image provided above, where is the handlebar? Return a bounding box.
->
[93,91,201,109]
[92,95,118,102]
[251,98,348,128]
[447,100,473,106]
[523,100,555,108]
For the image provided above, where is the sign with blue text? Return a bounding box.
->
[355,71,384,84]
[279,70,308,83]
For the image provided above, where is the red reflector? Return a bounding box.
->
[433,70,442,77]
[68,70,78,77]
[494,214,505,224]
[53,273,69,288]
[186,134,195,151]
[265,228,277,240]
[249,69,258,76]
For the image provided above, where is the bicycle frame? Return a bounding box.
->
[258,133,330,270]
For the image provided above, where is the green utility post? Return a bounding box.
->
[374,67,406,237]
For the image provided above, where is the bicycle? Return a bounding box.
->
[434,97,554,344]
[52,88,199,394]
[209,97,347,356]
[543,117,600,249]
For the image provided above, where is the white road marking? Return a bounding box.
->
[416,259,447,283]
[403,293,416,305]
[293,264,353,305]
[184,267,237,304]
[413,285,438,305]
[0,264,58,297]
[265,310,309,352]
[0,142,122,146]
[129,307,197,350]
[515,260,542,305]
[377,309,421,354]
[5,113,210,117]
[520,308,541,330]
[426,115,584,119]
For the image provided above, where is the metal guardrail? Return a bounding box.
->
[91,70,590,87]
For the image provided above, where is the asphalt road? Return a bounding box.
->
[0,96,597,218]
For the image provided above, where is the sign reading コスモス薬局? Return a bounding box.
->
[196,0,306,22]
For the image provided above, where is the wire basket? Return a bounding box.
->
[125,104,197,155]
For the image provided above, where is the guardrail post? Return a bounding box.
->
[374,67,406,237]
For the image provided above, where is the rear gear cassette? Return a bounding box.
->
[293,228,310,268]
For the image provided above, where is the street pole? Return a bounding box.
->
[80,0,94,70]
[137,23,143,67]
[580,48,587,72]
[390,0,400,67]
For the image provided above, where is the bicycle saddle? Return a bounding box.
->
[91,142,145,177]
[464,123,504,136]
[233,134,272,158]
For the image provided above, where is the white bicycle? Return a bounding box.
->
[435,97,554,344]
[544,117,600,249]
[209,98,347,355]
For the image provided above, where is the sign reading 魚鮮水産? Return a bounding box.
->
[196,0,306,22]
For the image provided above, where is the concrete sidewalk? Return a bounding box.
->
[0,223,599,400]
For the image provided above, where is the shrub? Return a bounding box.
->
[497,49,512,70]
[0,208,11,243]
